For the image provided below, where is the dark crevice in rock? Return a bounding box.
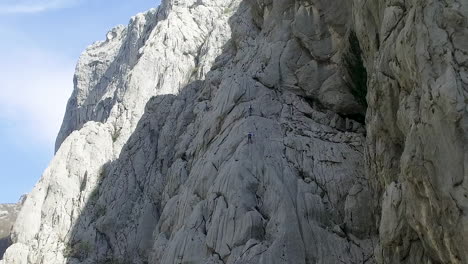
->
[343,31,368,114]
[340,113,366,126]
[0,236,12,260]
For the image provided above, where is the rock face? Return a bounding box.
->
[0,197,25,260]
[55,0,238,153]
[2,0,467,263]
[4,0,242,263]
[354,0,468,263]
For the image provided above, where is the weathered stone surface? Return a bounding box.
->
[2,0,467,263]
[4,0,241,263]
[50,1,373,262]
[354,0,468,263]
[4,0,374,263]
[55,0,239,154]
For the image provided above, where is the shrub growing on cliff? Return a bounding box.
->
[63,241,92,261]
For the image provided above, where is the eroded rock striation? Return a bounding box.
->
[2,0,467,263]
[354,0,468,263]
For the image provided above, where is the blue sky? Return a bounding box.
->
[0,0,161,203]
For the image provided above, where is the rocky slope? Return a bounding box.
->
[0,197,25,260]
[2,0,467,263]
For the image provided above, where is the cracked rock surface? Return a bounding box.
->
[51,1,374,263]
[2,0,467,263]
[354,0,468,263]
[3,0,241,263]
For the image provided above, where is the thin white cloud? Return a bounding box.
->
[0,0,80,14]
[0,37,74,150]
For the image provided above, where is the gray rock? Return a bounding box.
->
[354,0,468,263]
[3,0,467,263]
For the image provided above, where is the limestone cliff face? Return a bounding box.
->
[2,0,467,264]
[354,0,468,263]
[55,0,238,153]
[3,0,241,263]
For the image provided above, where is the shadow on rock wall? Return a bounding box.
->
[0,237,11,260]
[65,1,378,263]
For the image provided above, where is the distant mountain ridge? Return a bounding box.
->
[0,196,26,260]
